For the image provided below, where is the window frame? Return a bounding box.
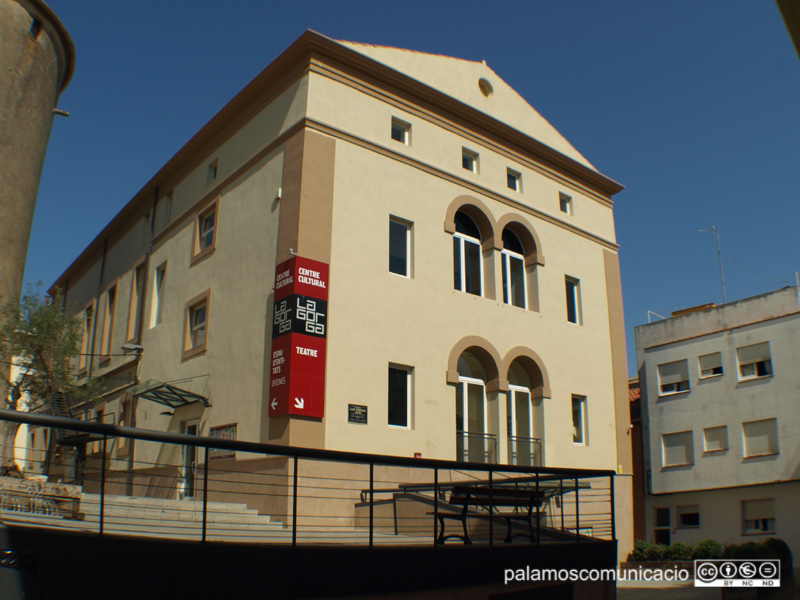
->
[388,364,412,429]
[100,281,118,361]
[389,216,412,278]
[390,118,410,145]
[571,395,587,445]
[559,193,573,215]
[742,418,779,458]
[677,505,701,529]
[703,425,729,453]
[501,231,527,309]
[742,498,776,535]
[565,276,582,324]
[657,360,691,396]
[191,202,219,265]
[662,430,694,467]
[150,262,167,328]
[461,147,479,173]
[126,260,146,343]
[506,168,521,192]
[736,342,773,381]
[698,352,724,379]
[453,218,483,297]
[182,290,211,361]
[78,300,96,376]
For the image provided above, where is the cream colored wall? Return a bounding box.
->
[323,138,619,470]
[338,42,595,170]
[58,78,309,468]
[305,73,617,244]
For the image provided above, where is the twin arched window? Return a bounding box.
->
[452,209,533,309]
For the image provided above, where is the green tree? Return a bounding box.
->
[0,286,102,467]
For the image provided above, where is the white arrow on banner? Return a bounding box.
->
[271,398,278,410]
[294,397,305,409]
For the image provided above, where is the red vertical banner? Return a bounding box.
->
[269,257,329,418]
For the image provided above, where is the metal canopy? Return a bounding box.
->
[131,380,210,408]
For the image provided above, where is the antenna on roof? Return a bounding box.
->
[698,226,727,304]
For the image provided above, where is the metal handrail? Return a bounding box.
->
[0,409,613,478]
[456,431,497,464]
[508,435,543,467]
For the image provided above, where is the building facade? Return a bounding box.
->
[48,31,632,554]
[635,287,800,556]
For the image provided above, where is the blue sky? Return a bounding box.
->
[26,1,800,375]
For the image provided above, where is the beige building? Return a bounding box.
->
[49,31,632,556]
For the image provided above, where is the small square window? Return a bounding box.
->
[662,430,694,467]
[389,217,412,277]
[559,193,573,215]
[207,159,218,185]
[507,169,521,192]
[192,203,218,264]
[736,342,773,380]
[655,507,670,527]
[657,360,690,395]
[699,352,723,378]
[677,505,700,528]
[703,425,728,452]
[183,290,211,360]
[743,418,779,457]
[462,148,479,173]
[390,118,410,144]
[742,499,775,534]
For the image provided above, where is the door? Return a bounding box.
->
[456,377,490,462]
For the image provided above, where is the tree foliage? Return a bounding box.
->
[0,285,101,413]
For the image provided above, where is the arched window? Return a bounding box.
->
[453,211,482,296]
[501,228,527,308]
[456,351,494,462]
[507,361,544,466]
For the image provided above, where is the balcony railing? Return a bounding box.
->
[508,436,543,467]
[456,431,497,464]
[0,409,615,548]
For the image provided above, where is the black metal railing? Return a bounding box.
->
[0,409,615,548]
[508,436,542,467]
[456,431,497,464]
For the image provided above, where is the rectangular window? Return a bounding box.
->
[390,118,410,144]
[207,159,218,185]
[389,217,411,277]
[703,425,728,452]
[737,342,773,380]
[657,360,690,395]
[150,263,166,328]
[678,505,700,528]
[126,263,145,343]
[100,285,117,357]
[388,365,412,428]
[698,352,723,378]
[183,290,211,360]
[507,169,521,192]
[462,148,479,173]
[78,302,95,374]
[565,276,581,324]
[192,203,218,264]
[662,431,694,467]
[742,499,775,534]
[559,193,573,215]
[572,395,587,445]
[743,418,779,457]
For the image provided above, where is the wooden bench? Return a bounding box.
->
[434,485,545,545]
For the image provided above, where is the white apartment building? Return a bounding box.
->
[636,286,800,556]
